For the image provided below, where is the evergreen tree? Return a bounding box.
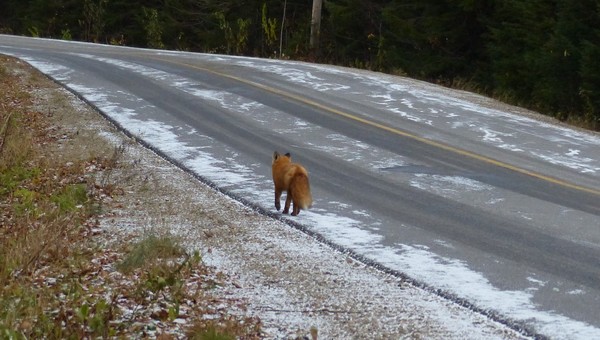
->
[381,0,490,82]
[323,0,385,69]
[533,0,598,118]
[579,3,600,127]
[485,0,556,105]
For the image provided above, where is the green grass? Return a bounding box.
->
[190,326,236,340]
[117,234,187,274]
[51,183,88,213]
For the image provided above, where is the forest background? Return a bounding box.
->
[1,0,599,130]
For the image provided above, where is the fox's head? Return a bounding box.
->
[272,151,291,165]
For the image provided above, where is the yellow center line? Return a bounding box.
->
[146,54,600,197]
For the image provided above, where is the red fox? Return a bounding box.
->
[272,151,313,216]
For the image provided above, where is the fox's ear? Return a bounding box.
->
[285,152,291,158]
[273,151,280,160]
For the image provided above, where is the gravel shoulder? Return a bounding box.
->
[6,56,529,339]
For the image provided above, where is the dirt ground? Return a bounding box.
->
[1,55,530,339]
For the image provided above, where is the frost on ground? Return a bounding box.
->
[10,56,527,339]
[95,107,526,339]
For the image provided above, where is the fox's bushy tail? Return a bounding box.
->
[291,173,312,210]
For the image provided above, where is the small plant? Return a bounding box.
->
[0,166,40,198]
[186,317,261,340]
[190,326,235,340]
[75,298,117,337]
[51,183,88,213]
[13,188,39,217]
[117,234,185,274]
[100,143,127,187]
[61,29,72,40]
[27,26,39,37]
[143,7,165,49]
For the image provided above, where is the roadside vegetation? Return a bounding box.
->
[0,56,261,338]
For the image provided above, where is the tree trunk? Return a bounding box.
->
[309,0,322,58]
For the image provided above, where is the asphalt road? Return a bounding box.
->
[2,35,599,337]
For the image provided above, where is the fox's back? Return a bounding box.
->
[274,163,306,188]
[272,152,307,189]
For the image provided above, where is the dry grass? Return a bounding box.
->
[0,56,263,339]
[0,57,113,338]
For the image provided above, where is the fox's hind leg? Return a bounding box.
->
[283,190,292,214]
[274,189,282,211]
[291,201,300,216]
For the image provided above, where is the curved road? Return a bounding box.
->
[1,35,599,338]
